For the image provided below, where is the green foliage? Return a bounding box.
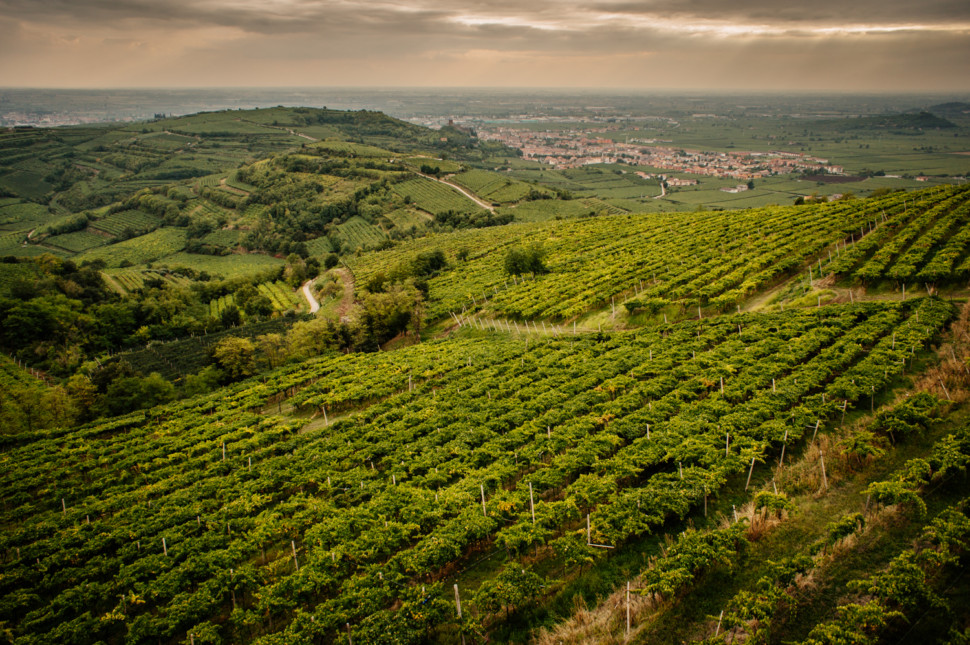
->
[504,243,548,276]
[824,513,865,547]
[641,524,748,601]
[801,601,902,645]
[472,563,544,619]
[871,392,940,440]
[211,336,257,381]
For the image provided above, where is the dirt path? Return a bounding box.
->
[301,279,320,313]
[332,267,356,322]
[420,173,495,212]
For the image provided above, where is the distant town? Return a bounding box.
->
[473,123,844,179]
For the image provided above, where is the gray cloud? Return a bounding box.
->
[0,0,966,89]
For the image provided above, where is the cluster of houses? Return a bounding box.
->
[477,125,843,179]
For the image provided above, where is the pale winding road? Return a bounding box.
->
[302,280,320,314]
[418,173,496,212]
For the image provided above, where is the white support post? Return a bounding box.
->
[779,429,789,467]
[745,456,756,491]
[529,482,535,524]
[626,581,631,637]
[480,485,487,517]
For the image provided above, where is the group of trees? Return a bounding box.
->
[504,243,549,276]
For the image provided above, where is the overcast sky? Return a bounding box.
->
[1,0,968,91]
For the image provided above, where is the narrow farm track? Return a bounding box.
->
[332,267,356,321]
[420,172,496,212]
[301,279,320,313]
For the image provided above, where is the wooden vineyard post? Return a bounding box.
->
[248,457,252,472]
[720,376,724,394]
[745,456,756,490]
[812,419,820,442]
[222,441,226,461]
[61,498,66,516]
[454,584,466,645]
[819,452,828,490]
[529,482,536,524]
[480,485,487,517]
[725,432,730,457]
[347,623,353,645]
[626,581,631,638]
[940,377,953,401]
[772,378,776,393]
[714,610,724,637]
[291,540,299,571]
[162,538,167,556]
[778,429,788,468]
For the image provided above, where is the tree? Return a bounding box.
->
[504,243,548,276]
[220,304,242,329]
[257,333,288,369]
[244,294,274,319]
[211,337,257,381]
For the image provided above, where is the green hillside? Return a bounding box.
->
[1,109,970,645]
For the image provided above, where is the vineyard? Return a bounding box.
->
[350,186,967,323]
[337,216,387,250]
[207,281,300,318]
[450,170,550,205]
[392,177,485,216]
[153,253,284,280]
[112,317,311,381]
[0,103,968,645]
[90,210,163,237]
[75,228,188,267]
[0,296,955,644]
[828,184,970,284]
[104,269,195,293]
[44,230,112,253]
